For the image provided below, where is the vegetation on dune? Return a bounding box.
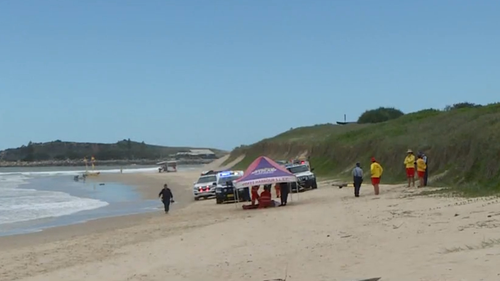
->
[357,107,404,124]
[0,139,225,162]
[226,102,500,196]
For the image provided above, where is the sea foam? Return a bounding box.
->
[0,174,109,225]
[0,165,201,225]
[0,166,160,177]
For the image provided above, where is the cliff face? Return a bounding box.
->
[226,104,500,194]
[0,139,226,163]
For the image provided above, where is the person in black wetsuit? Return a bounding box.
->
[279,182,289,206]
[158,184,174,213]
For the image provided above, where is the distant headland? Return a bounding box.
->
[0,139,227,167]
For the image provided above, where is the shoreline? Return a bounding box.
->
[0,155,235,247]
[0,169,201,244]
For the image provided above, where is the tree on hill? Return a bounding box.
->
[23,141,35,162]
[357,107,404,124]
[127,138,132,159]
[444,102,482,111]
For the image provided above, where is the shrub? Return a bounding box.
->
[357,107,404,124]
[444,102,482,111]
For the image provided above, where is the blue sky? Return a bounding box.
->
[1,0,499,151]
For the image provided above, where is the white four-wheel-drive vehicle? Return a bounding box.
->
[285,163,317,191]
[193,172,219,200]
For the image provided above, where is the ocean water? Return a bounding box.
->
[0,165,201,236]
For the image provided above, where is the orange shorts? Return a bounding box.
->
[371,177,380,185]
[406,168,415,177]
[417,171,425,178]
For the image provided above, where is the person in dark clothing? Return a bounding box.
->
[352,162,364,197]
[158,184,174,213]
[279,182,289,206]
[421,152,429,186]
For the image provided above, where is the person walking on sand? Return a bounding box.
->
[370,157,383,195]
[158,184,174,214]
[404,149,416,187]
[416,154,427,187]
[352,162,364,197]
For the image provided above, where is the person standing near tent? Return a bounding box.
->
[279,182,289,206]
[274,183,280,198]
[416,154,427,187]
[370,157,383,195]
[352,162,363,197]
[404,149,416,187]
[158,184,174,214]
[251,186,260,205]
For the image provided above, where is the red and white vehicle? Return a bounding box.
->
[293,159,310,168]
[193,173,219,200]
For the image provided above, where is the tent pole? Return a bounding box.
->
[234,187,238,209]
[295,182,298,202]
[293,181,299,202]
[289,182,293,203]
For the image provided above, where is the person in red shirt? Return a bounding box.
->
[274,183,280,198]
[258,186,273,208]
[251,185,260,205]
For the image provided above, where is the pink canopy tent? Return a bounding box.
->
[233,156,297,188]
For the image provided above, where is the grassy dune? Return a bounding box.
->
[225,103,500,196]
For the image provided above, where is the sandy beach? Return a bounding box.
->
[1,157,500,281]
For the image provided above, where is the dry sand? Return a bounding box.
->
[1,156,500,281]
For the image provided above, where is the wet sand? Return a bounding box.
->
[0,156,239,250]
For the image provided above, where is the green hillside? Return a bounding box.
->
[226,103,500,196]
[0,139,226,162]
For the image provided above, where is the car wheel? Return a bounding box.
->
[194,197,200,201]
[312,181,318,189]
[216,198,223,204]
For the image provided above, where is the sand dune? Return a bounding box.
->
[1,160,500,280]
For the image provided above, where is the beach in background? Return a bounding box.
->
[0,164,202,236]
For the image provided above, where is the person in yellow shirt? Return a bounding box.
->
[404,149,416,187]
[370,157,383,195]
[416,154,427,188]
